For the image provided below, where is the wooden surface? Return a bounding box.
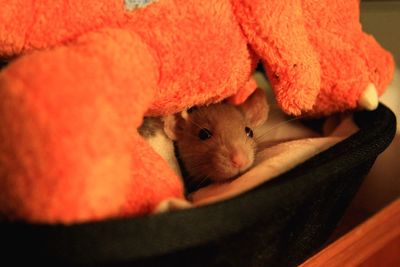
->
[300,199,400,267]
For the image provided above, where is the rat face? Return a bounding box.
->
[163,88,269,184]
[175,104,257,182]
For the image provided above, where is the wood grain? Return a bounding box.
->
[300,199,400,267]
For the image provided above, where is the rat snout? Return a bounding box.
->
[230,152,249,169]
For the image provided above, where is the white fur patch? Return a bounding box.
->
[124,0,157,11]
[147,129,182,178]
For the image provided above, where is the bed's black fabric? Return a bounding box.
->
[0,104,396,267]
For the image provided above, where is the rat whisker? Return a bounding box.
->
[265,109,289,120]
[186,116,205,131]
[177,132,216,148]
[180,157,209,168]
[186,164,209,184]
[196,175,211,187]
[255,116,305,141]
[180,156,210,163]
[188,175,211,192]
[178,132,198,139]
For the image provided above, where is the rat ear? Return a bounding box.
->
[239,88,269,127]
[163,111,187,140]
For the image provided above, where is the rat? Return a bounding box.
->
[163,88,269,188]
[138,116,183,178]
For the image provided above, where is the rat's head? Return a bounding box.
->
[164,89,268,182]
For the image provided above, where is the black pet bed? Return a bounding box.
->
[0,103,396,267]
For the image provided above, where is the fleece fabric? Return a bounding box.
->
[0,0,394,223]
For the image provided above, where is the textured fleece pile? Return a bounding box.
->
[0,0,394,223]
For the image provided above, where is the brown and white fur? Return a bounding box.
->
[164,88,269,184]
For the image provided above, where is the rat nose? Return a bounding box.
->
[230,153,248,169]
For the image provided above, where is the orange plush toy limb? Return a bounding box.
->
[231,0,322,115]
[0,28,184,223]
[0,0,394,224]
[301,0,394,115]
[233,0,394,116]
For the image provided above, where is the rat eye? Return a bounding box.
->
[187,107,197,113]
[198,128,212,140]
[245,127,253,138]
